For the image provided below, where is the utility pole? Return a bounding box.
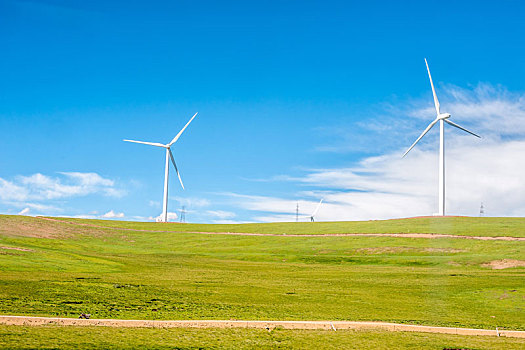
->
[479,202,484,217]
[296,202,299,222]
[180,206,186,223]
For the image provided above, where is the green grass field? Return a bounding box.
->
[44,215,525,237]
[1,326,524,349]
[0,215,524,348]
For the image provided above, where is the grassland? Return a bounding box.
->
[0,214,524,348]
[44,215,525,237]
[1,326,525,349]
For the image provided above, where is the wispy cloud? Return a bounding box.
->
[410,83,525,138]
[221,192,334,222]
[172,196,210,208]
[316,82,525,155]
[148,200,161,208]
[206,210,236,219]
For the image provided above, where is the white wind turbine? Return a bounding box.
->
[124,112,198,222]
[300,199,323,222]
[403,59,480,216]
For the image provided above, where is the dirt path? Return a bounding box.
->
[37,217,525,241]
[0,315,523,338]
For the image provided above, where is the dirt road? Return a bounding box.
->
[0,315,523,338]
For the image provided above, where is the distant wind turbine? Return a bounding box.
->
[403,59,480,216]
[124,112,198,222]
[299,199,323,222]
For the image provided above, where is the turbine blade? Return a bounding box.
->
[425,58,440,115]
[445,119,481,138]
[169,112,198,146]
[123,139,166,148]
[168,149,184,190]
[402,119,439,157]
[311,198,324,217]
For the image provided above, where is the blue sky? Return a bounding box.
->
[2,0,525,222]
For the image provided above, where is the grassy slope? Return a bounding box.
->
[0,215,524,348]
[45,215,525,237]
[0,326,524,350]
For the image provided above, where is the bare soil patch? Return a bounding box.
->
[482,260,525,270]
[0,246,33,252]
[0,216,112,239]
[353,247,465,255]
[423,247,465,253]
[0,216,65,238]
[355,247,414,254]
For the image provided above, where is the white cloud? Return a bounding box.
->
[59,211,126,220]
[149,212,179,222]
[0,172,124,202]
[3,201,63,214]
[0,178,28,202]
[206,210,236,219]
[0,172,125,216]
[101,210,125,218]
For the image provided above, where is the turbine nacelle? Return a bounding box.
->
[438,113,451,120]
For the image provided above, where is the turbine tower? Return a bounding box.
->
[124,112,198,222]
[403,59,480,216]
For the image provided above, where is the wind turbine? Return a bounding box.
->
[403,59,480,216]
[124,112,198,222]
[300,199,323,222]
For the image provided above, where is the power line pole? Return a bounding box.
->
[296,202,299,222]
[479,202,484,217]
[180,206,186,223]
